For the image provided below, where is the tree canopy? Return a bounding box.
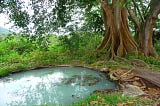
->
[0,0,160,57]
[0,0,159,34]
[0,0,103,35]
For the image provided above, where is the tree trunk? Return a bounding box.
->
[139,4,160,58]
[98,0,138,58]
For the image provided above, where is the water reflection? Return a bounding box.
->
[0,67,115,105]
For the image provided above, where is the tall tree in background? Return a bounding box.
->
[128,0,160,58]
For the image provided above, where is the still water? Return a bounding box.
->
[0,67,115,105]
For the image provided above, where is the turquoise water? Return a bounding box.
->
[0,67,115,105]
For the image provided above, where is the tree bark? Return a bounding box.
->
[139,4,160,58]
[126,0,160,58]
[98,0,138,58]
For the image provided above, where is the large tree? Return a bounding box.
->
[97,0,160,58]
[1,0,160,58]
[97,0,138,58]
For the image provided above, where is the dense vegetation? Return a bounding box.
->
[0,33,102,76]
[0,32,160,105]
[0,32,160,77]
[1,0,159,58]
[0,0,160,105]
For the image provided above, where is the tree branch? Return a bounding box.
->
[131,0,145,23]
[127,8,140,30]
[152,3,160,18]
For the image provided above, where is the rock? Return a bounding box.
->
[71,95,79,98]
[122,84,145,97]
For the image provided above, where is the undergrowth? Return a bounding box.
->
[70,92,155,106]
[0,33,102,76]
[0,33,160,76]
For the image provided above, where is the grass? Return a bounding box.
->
[70,92,156,106]
[39,92,157,106]
[125,52,160,71]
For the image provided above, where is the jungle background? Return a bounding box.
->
[0,0,160,105]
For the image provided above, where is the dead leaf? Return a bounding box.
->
[132,81,141,86]
[116,69,125,75]
[134,77,140,80]
[90,101,99,105]
[153,101,160,106]
[116,103,124,106]
[140,86,146,89]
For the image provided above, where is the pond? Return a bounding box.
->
[0,67,116,105]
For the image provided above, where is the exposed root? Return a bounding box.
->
[98,1,138,58]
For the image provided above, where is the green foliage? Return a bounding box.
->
[7,0,30,28]
[0,33,103,76]
[155,40,160,54]
[0,34,36,55]
[71,92,156,106]
[0,32,160,105]
[125,41,160,71]
[59,32,102,54]
[1,0,103,35]
[1,32,159,77]
[71,93,136,106]
[0,68,11,76]
[48,36,66,53]
[126,53,158,65]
